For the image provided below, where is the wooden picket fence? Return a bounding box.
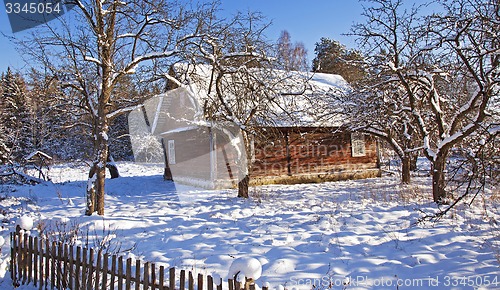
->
[10,232,262,290]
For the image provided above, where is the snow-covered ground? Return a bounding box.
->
[0,162,499,289]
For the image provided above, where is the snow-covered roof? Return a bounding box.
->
[25,150,52,161]
[266,72,349,127]
[157,63,349,130]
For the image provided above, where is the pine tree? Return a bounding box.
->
[25,69,68,156]
[0,122,9,164]
[312,38,366,83]
[1,68,32,162]
[0,82,9,164]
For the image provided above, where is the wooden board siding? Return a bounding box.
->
[162,127,242,188]
[213,130,240,184]
[162,126,380,188]
[162,128,212,181]
[252,128,379,178]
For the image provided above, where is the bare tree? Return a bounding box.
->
[350,0,499,203]
[276,30,308,71]
[277,30,293,69]
[346,76,421,184]
[348,0,424,184]
[445,125,499,211]
[174,14,326,198]
[191,11,279,198]
[418,0,499,203]
[19,0,222,215]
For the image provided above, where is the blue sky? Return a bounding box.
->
[0,0,364,73]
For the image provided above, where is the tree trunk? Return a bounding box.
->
[86,182,95,215]
[238,174,250,198]
[237,130,251,198]
[84,1,117,216]
[410,154,418,172]
[401,156,411,184]
[432,154,448,204]
[107,164,120,179]
[86,119,109,216]
[96,158,106,215]
[106,153,120,179]
[86,61,113,215]
[161,139,173,180]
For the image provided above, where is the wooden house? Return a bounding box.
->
[129,64,380,188]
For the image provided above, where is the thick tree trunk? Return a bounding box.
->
[237,130,251,198]
[86,65,113,215]
[84,2,117,216]
[401,156,411,184]
[87,161,107,215]
[432,154,448,204]
[86,119,109,216]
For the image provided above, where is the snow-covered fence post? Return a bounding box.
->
[9,232,18,287]
[12,215,35,287]
[198,272,204,290]
[212,273,223,290]
[262,282,270,290]
[228,257,263,290]
[170,267,176,290]
[233,277,242,290]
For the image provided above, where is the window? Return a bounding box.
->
[168,140,176,164]
[351,132,366,157]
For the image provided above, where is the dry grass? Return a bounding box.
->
[490,187,500,203]
[396,183,429,204]
[250,169,381,186]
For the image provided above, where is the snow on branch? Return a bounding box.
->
[106,104,144,120]
[112,50,179,84]
[84,56,102,66]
